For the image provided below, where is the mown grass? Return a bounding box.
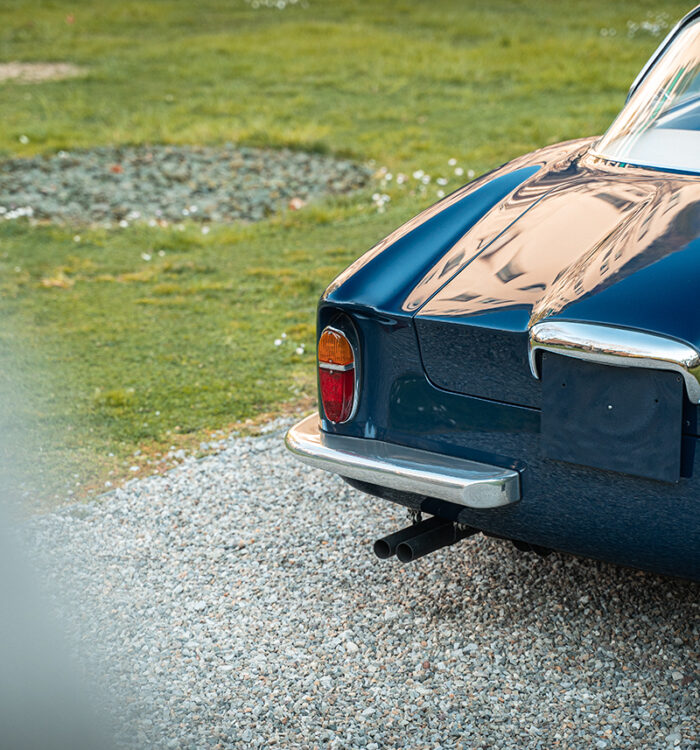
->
[0,0,689,502]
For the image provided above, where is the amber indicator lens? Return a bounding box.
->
[318,328,354,366]
[318,326,356,423]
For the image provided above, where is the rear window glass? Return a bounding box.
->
[595,18,700,174]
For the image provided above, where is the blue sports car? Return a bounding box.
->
[287,6,700,580]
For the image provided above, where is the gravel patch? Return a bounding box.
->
[22,419,699,749]
[0,145,370,225]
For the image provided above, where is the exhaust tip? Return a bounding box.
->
[372,516,445,560]
[373,539,394,559]
[395,542,414,564]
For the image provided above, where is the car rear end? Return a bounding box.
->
[286,140,700,581]
[288,298,700,580]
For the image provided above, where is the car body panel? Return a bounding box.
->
[296,8,700,580]
[325,139,700,423]
[415,157,700,384]
[324,165,540,316]
[312,309,700,578]
[345,373,700,581]
[323,139,597,314]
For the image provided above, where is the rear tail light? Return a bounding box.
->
[318,326,356,423]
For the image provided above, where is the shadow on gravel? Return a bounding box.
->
[372,527,697,627]
[363,520,699,687]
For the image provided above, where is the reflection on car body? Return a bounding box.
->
[287,5,700,580]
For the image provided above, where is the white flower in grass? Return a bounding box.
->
[448,158,457,166]
[436,177,448,186]
[412,169,424,180]
[141,253,152,261]
[4,206,34,220]
[372,193,391,212]
[437,189,445,198]
[396,174,406,185]
[119,219,129,228]
[73,235,81,242]
[274,339,282,346]
[454,167,464,177]
[18,135,29,144]
[201,225,210,235]
[295,346,304,355]
[467,169,475,179]
[421,175,431,184]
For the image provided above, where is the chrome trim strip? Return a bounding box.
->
[625,6,700,103]
[286,413,521,509]
[318,362,354,372]
[528,321,700,403]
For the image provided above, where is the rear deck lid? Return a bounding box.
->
[414,168,700,408]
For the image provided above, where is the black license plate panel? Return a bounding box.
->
[541,352,683,482]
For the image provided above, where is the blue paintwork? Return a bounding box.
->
[317,306,700,579]
[311,17,700,579]
[554,237,700,344]
[325,165,540,315]
[410,149,700,425]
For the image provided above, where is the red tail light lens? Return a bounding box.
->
[319,368,355,422]
[318,327,356,423]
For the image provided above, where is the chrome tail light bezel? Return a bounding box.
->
[317,319,361,424]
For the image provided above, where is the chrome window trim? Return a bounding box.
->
[625,5,700,104]
[286,413,521,509]
[528,320,700,403]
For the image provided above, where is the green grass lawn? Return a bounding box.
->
[0,0,689,502]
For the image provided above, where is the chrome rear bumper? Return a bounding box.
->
[285,413,521,509]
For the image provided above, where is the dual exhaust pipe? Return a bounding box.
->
[373,516,477,563]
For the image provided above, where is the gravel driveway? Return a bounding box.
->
[23,419,699,749]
